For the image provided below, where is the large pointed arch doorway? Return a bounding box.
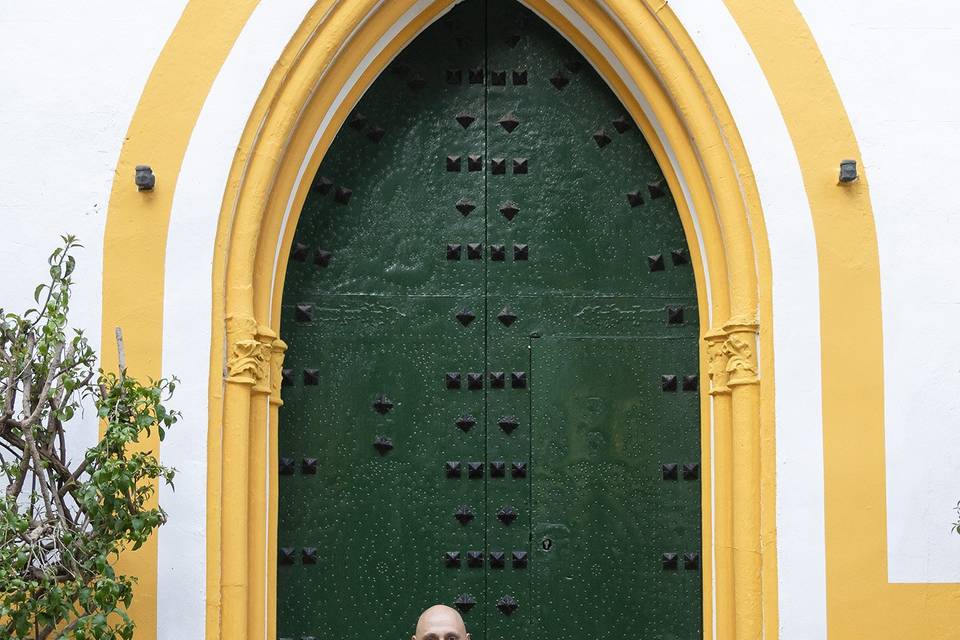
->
[276,1,701,637]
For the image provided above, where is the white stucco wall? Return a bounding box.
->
[0,4,188,456]
[797,0,960,586]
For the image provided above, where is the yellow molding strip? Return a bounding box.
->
[642,8,780,634]
[215,2,771,640]
[725,0,960,637]
[100,3,260,639]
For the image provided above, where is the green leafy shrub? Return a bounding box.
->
[0,236,178,639]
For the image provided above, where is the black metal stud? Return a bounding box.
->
[446,461,462,479]
[491,158,506,174]
[454,594,476,612]
[446,68,462,84]
[648,179,668,199]
[683,375,699,391]
[512,550,528,568]
[446,243,462,260]
[446,155,462,172]
[683,463,700,480]
[497,307,517,326]
[490,551,506,568]
[511,461,527,477]
[627,190,644,207]
[456,415,477,432]
[407,74,426,91]
[467,155,483,171]
[512,69,528,85]
[334,186,352,205]
[446,372,462,389]
[456,112,476,129]
[648,254,665,272]
[499,201,519,221]
[279,457,295,475]
[497,595,519,615]
[513,158,528,174]
[667,305,684,324]
[684,552,700,570]
[593,129,612,148]
[513,243,529,260]
[511,371,527,388]
[467,372,484,390]
[468,67,484,84]
[291,241,309,261]
[455,198,476,216]
[372,393,394,414]
[455,309,476,326]
[498,113,520,133]
[445,551,461,567]
[490,460,506,477]
[490,244,505,261]
[498,416,518,434]
[367,127,385,143]
[372,436,393,455]
[278,547,296,565]
[661,463,679,480]
[613,115,632,133]
[302,547,318,564]
[490,70,506,86]
[455,505,474,525]
[490,372,506,389]
[661,374,678,392]
[303,369,320,386]
[497,506,517,525]
[468,461,483,479]
[671,248,689,265]
[302,458,318,475]
[348,112,367,130]
[467,243,483,260]
[662,552,679,570]
[550,71,570,90]
[295,303,313,322]
[467,551,484,568]
[311,176,333,195]
[281,368,294,387]
[314,249,331,267]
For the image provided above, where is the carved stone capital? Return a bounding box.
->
[251,326,277,394]
[704,315,760,394]
[269,337,288,405]
[225,314,271,388]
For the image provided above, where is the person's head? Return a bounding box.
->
[412,604,470,640]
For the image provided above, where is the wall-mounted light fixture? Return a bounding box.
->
[135,165,155,191]
[838,159,858,184]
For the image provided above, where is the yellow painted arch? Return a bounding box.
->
[103,1,960,639]
[209,1,770,639]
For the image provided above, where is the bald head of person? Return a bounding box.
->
[412,604,470,640]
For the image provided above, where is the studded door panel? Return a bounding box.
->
[278,0,701,638]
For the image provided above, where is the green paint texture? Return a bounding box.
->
[277,1,700,638]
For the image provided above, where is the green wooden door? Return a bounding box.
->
[278,1,701,638]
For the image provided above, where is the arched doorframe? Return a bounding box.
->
[209,1,774,639]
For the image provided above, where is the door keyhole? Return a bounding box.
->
[542,537,553,551]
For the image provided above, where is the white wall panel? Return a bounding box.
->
[0,3,188,470]
[797,0,960,583]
